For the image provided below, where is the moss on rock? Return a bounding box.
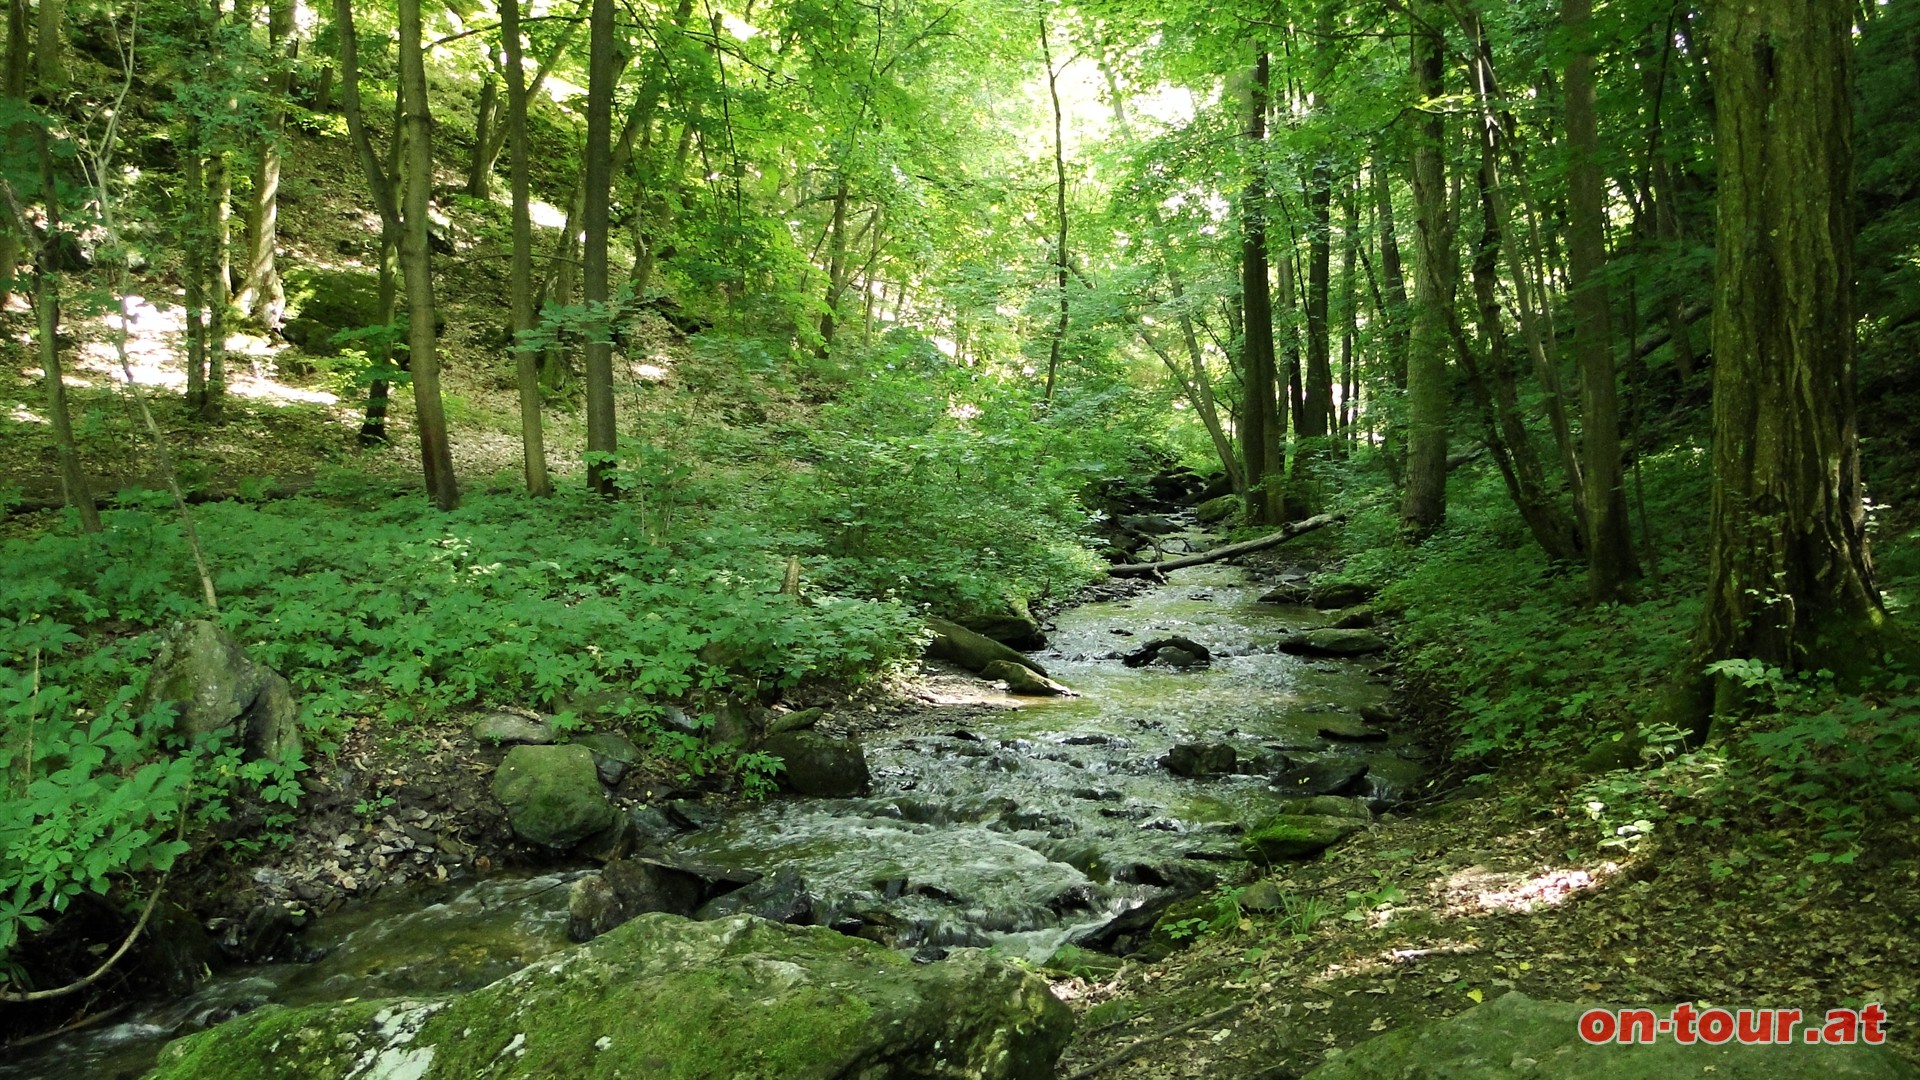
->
[150,914,1074,1080]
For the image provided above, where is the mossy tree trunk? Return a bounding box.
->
[502,0,549,496]
[1239,49,1285,526]
[1563,0,1637,600]
[1399,0,1454,536]
[397,0,458,509]
[581,0,618,496]
[1695,0,1884,703]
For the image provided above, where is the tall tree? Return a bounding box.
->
[34,0,63,89]
[581,0,618,495]
[1041,12,1069,403]
[1399,0,1454,534]
[502,0,549,496]
[235,0,297,326]
[1563,0,1636,598]
[1239,49,1285,525]
[29,127,98,532]
[1694,0,1884,710]
[396,0,457,509]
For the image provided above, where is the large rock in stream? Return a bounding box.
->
[143,619,302,763]
[1279,628,1391,658]
[1305,992,1918,1080]
[491,744,618,850]
[148,914,1074,1080]
[761,730,872,797]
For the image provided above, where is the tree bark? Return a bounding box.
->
[581,0,618,496]
[1563,0,1637,600]
[1240,50,1285,525]
[33,127,98,532]
[1372,154,1409,479]
[34,0,62,88]
[1399,1,1454,535]
[502,0,549,495]
[1695,0,1883,697]
[466,66,499,199]
[0,0,27,307]
[1042,12,1069,403]
[235,0,295,326]
[398,0,458,509]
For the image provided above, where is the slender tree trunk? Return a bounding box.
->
[1563,0,1637,599]
[1041,13,1070,403]
[34,128,98,531]
[475,0,591,196]
[1239,51,1285,525]
[235,0,294,326]
[0,0,28,308]
[1372,153,1409,480]
[34,0,63,89]
[1400,1,1454,534]
[1338,175,1359,446]
[816,178,851,356]
[398,0,458,509]
[581,0,617,495]
[466,66,499,199]
[1695,0,1883,704]
[203,146,228,420]
[502,0,548,495]
[1302,12,1335,445]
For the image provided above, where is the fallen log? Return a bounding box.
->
[1107,511,1347,577]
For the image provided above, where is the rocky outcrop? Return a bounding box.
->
[567,856,760,941]
[490,744,617,850]
[1195,494,1240,525]
[1272,759,1370,797]
[1306,992,1919,1079]
[143,619,302,764]
[149,914,1075,1080]
[761,730,872,797]
[926,617,1049,677]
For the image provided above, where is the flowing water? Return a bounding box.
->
[3,557,1425,1080]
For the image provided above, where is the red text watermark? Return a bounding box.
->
[1578,1004,1888,1046]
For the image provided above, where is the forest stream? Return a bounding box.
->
[3,535,1429,1080]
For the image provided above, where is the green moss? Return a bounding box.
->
[1240,814,1363,862]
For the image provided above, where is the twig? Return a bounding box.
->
[0,869,171,1003]
[1065,1001,1250,1080]
[1387,943,1479,963]
[0,1003,128,1050]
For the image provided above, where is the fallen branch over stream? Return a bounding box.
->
[1108,511,1348,577]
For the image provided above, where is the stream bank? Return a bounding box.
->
[4,520,1439,1078]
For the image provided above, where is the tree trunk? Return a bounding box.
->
[398,0,458,510]
[0,0,28,307]
[1695,0,1883,700]
[1372,151,1409,481]
[203,144,228,421]
[501,0,548,495]
[1239,50,1285,525]
[581,0,617,496]
[235,0,294,326]
[475,0,591,197]
[1041,13,1069,403]
[466,66,499,199]
[1338,175,1359,444]
[34,127,98,532]
[1400,1,1454,535]
[816,177,851,356]
[1302,11,1336,445]
[1563,0,1637,600]
[34,0,63,89]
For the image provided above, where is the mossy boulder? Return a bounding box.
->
[490,744,617,849]
[1279,628,1391,657]
[927,617,1049,677]
[1240,814,1364,861]
[143,619,302,764]
[1308,581,1377,609]
[149,914,1075,1080]
[1306,992,1919,1079]
[954,597,1048,651]
[1195,494,1240,525]
[761,730,871,797]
